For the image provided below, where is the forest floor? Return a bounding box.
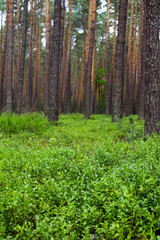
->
[0,113,160,239]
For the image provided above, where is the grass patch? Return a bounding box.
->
[0,113,160,239]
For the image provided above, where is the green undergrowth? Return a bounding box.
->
[0,113,160,239]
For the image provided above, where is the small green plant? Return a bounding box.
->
[0,113,159,239]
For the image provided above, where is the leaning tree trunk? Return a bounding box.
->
[6,0,14,114]
[112,0,128,122]
[16,0,28,114]
[48,0,61,121]
[144,0,160,136]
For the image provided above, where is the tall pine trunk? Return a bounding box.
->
[16,0,28,114]
[44,0,51,113]
[85,0,96,119]
[6,0,14,114]
[0,2,8,114]
[64,0,72,113]
[48,0,61,121]
[112,0,128,121]
[26,0,34,112]
[58,0,65,113]
[144,0,160,135]
[105,0,110,115]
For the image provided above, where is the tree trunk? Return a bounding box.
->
[144,0,160,136]
[83,0,92,113]
[58,0,65,113]
[105,0,110,115]
[26,0,34,112]
[16,0,28,114]
[85,0,96,119]
[48,0,61,121]
[44,0,51,113]
[64,0,72,113]
[112,0,128,121]
[136,0,146,119]
[0,2,8,114]
[6,0,14,114]
[78,23,86,113]
[109,0,116,115]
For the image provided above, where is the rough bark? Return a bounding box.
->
[136,0,146,119]
[26,0,34,112]
[112,0,128,122]
[125,0,134,116]
[83,0,92,113]
[64,0,72,113]
[85,0,96,119]
[48,0,61,121]
[58,0,65,113]
[78,23,86,113]
[105,0,110,115]
[44,0,51,113]
[0,2,8,114]
[6,0,14,114]
[16,0,28,114]
[109,0,116,115]
[144,0,160,136]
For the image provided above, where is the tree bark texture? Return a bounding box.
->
[48,0,61,121]
[6,0,14,114]
[44,0,51,113]
[85,0,96,119]
[0,2,8,114]
[64,0,72,113]
[16,0,28,114]
[105,0,110,115]
[58,0,65,113]
[144,0,160,136]
[26,0,34,112]
[112,0,128,122]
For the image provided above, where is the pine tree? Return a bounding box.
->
[6,0,14,114]
[112,0,128,121]
[144,0,160,135]
[48,0,61,121]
